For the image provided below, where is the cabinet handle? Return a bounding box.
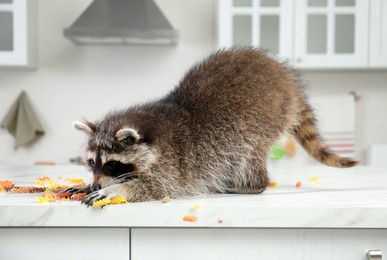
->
[368,250,382,260]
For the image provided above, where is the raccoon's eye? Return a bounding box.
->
[104,160,122,174]
[103,160,135,177]
[87,159,95,169]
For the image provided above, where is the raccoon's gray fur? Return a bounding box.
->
[71,48,358,205]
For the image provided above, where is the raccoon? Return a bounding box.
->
[70,48,358,206]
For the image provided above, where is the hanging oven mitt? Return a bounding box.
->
[0,91,45,149]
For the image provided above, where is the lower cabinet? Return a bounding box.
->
[131,228,387,260]
[0,228,130,260]
[1,228,385,259]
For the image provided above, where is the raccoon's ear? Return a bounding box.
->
[115,128,141,143]
[73,121,95,135]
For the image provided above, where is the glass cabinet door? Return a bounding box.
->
[369,0,387,68]
[0,11,13,51]
[294,0,368,68]
[0,0,35,67]
[218,0,293,61]
[0,0,13,51]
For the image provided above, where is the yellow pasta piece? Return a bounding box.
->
[192,205,200,211]
[35,180,46,186]
[110,196,128,204]
[36,196,51,203]
[310,176,319,182]
[92,198,111,208]
[65,178,85,184]
[48,180,60,189]
[268,181,278,187]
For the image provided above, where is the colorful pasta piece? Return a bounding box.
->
[65,178,85,184]
[182,215,197,222]
[92,198,111,208]
[0,180,15,189]
[55,192,72,199]
[70,193,87,201]
[192,205,200,211]
[110,196,128,204]
[310,176,319,182]
[268,181,278,187]
[48,180,61,189]
[12,186,47,193]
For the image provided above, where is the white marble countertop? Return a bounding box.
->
[0,164,386,228]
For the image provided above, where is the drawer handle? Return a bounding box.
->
[368,250,382,260]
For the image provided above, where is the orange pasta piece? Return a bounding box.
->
[182,215,197,222]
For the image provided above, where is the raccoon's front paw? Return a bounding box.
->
[64,184,92,195]
[82,186,123,207]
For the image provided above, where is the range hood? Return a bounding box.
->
[63,0,178,45]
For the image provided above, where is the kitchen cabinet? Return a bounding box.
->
[0,0,36,68]
[1,165,387,260]
[218,0,374,69]
[132,229,387,260]
[369,0,387,68]
[0,228,130,260]
[217,0,293,61]
[294,0,368,69]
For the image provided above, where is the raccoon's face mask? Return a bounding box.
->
[73,121,155,190]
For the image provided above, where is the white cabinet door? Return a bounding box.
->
[218,0,293,61]
[132,228,387,260]
[294,0,369,69]
[0,0,36,67]
[0,228,130,260]
[369,0,387,68]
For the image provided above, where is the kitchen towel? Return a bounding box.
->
[310,95,356,158]
[1,91,45,149]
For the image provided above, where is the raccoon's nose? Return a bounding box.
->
[90,184,101,192]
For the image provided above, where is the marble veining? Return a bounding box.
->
[0,165,386,228]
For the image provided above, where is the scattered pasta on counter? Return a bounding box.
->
[268,181,278,187]
[310,176,319,182]
[0,180,15,191]
[11,186,47,193]
[110,196,128,204]
[310,176,321,185]
[162,196,171,203]
[192,205,201,211]
[70,193,87,201]
[93,197,128,208]
[182,215,197,222]
[65,178,85,184]
[92,198,111,208]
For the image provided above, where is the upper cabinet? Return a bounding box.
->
[218,0,386,69]
[369,0,387,68]
[294,0,368,69]
[0,0,36,68]
[217,0,293,61]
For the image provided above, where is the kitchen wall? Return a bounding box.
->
[0,0,386,165]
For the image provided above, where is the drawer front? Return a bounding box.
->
[0,228,129,260]
[131,228,387,260]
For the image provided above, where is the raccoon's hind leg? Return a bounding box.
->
[225,158,269,194]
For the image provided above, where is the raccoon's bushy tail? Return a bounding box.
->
[292,106,359,168]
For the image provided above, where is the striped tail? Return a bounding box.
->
[293,106,359,168]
